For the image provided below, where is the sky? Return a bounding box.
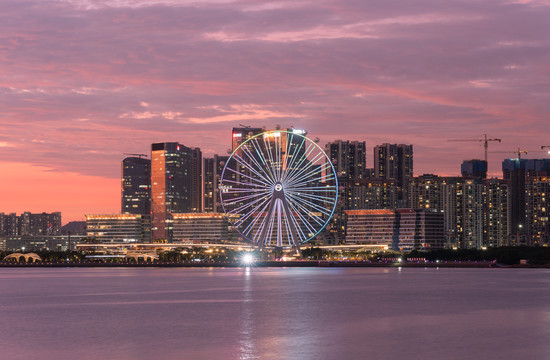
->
[1,0,549,223]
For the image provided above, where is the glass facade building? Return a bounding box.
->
[151,142,202,241]
[121,156,151,215]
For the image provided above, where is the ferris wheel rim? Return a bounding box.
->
[219,129,338,247]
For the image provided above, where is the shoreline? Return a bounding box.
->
[1,260,548,268]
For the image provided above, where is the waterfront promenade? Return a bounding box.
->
[1,259,544,268]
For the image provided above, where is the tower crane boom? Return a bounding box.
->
[447,134,501,163]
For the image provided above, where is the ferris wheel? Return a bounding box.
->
[219,130,338,247]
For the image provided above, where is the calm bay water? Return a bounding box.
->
[1,267,549,360]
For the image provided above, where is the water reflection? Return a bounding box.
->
[239,267,258,359]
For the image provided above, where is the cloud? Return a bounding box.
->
[187,104,305,123]
[1,0,549,219]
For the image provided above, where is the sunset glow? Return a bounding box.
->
[1,0,549,222]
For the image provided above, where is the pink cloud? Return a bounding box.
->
[0,0,549,221]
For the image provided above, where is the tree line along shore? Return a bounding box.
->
[1,246,550,267]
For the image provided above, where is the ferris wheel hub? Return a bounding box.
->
[274,183,283,192]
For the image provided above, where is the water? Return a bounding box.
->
[1,267,549,360]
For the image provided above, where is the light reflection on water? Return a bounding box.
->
[0,267,549,360]
[239,267,257,360]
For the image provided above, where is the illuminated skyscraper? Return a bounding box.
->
[231,127,264,152]
[374,143,413,204]
[325,140,367,181]
[324,140,367,243]
[503,158,550,242]
[151,142,202,241]
[203,155,229,213]
[121,156,151,215]
[526,177,550,246]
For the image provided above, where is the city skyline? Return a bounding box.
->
[1,0,549,222]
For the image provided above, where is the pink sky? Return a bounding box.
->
[1,0,549,223]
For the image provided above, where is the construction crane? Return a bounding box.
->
[447,134,502,163]
[123,153,148,158]
[491,148,528,160]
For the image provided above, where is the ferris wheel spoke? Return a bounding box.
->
[274,136,280,181]
[227,193,272,218]
[277,135,284,181]
[285,145,320,184]
[233,197,272,230]
[249,139,278,183]
[285,195,325,228]
[287,157,329,186]
[281,206,297,246]
[258,203,276,247]
[285,192,333,217]
[241,197,272,237]
[276,200,283,247]
[233,152,274,186]
[281,142,316,183]
[266,209,276,246]
[221,178,268,190]
[241,141,277,184]
[250,204,274,244]
[285,157,321,186]
[288,162,332,189]
[222,187,271,194]
[283,201,311,242]
[261,136,280,182]
[286,185,337,192]
[223,165,272,188]
[282,133,291,176]
[282,134,306,177]
[285,189,336,202]
[286,186,336,197]
[222,190,271,205]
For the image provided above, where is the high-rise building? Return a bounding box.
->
[203,155,229,213]
[190,148,203,213]
[325,140,367,181]
[408,174,443,211]
[484,179,510,247]
[151,142,202,241]
[503,158,550,240]
[231,127,264,152]
[346,179,398,210]
[526,176,549,246]
[409,174,511,250]
[0,212,61,236]
[374,143,413,204]
[324,140,367,244]
[461,178,485,249]
[121,156,151,215]
[461,159,487,179]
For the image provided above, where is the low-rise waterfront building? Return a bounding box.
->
[344,209,444,251]
[86,214,151,243]
[0,234,86,252]
[172,213,230,243]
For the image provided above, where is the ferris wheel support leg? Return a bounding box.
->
[258,197,276,247]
